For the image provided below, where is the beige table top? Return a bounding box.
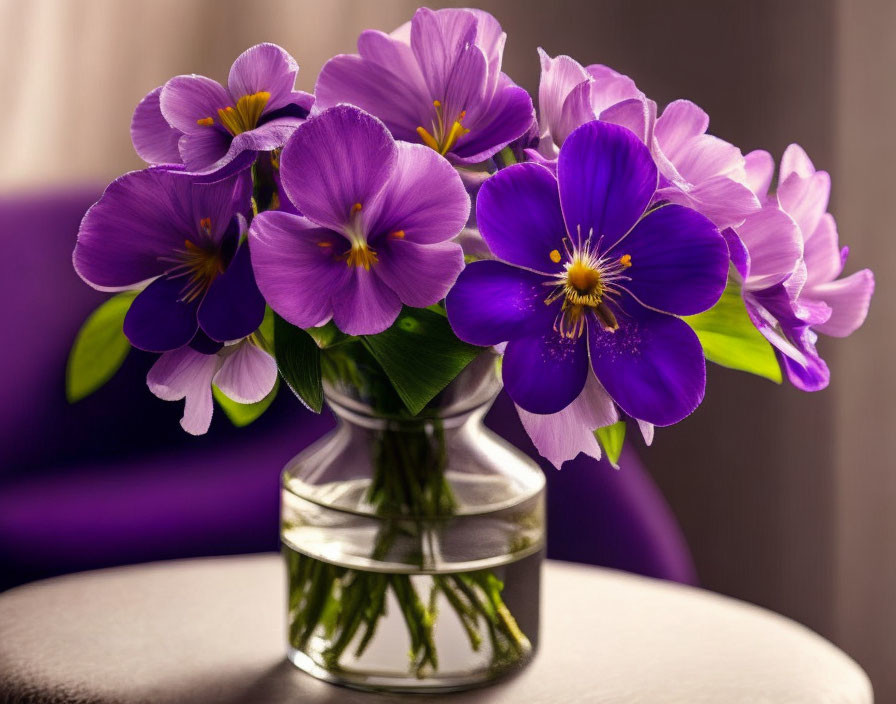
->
[0,555,872,703]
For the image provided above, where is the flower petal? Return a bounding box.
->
[331,268,402,336]
[609,204,728,316]
[777,169,830,240]
[599,97,654,145]
[160,74,231,135]
[314,50,426,143]
[586,64,644,113]
[366,142,469,245]
[809,269,874,338]
[452,81,534,164]
[476,161,566,274]
[516,373,618,469]
[502,328,589,414]
[177,129,231,173]
[147,347,219,435]
[537,49,591,146]
[780,143,817,180]
[779,343,830,392]
[74,169,194,290]
[558,120,657,248]
[410,7,479,105]
[657,175,760,230]
[213,342,277,404]
[735,205,803,289]
[279,105,397,232]
[589,299,706,426]
[227,43,299,112]
[249,211,347,329]
[198,243,265,342]
[446,260,558,347]
[803,213,844,286]
[375,239,464,308]
[124,275,199,352]
[131,87,183,165]
[190,170,251,244]
[744,149,774,198]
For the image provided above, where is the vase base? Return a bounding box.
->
[286,645,535,694]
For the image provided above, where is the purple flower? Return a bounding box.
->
[147,339,277,435]
[249,105,469,336]
[729,145,874,390]
[446,120,729,426]
[73,167,265,353]
[314,8,534,165]
[132,44,313,173]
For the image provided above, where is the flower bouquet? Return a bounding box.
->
[68,6,873,693]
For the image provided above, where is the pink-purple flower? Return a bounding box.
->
[729,145,874,390]
[132,43,313,173]
[73,167,265,353]
[446,120,729,426]
[534,52,759,230]
[314,8,534,165]
[249,105,470,336]
[147,339,277,435]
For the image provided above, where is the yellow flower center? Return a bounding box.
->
[544,237,634,339]
[196,91,271,136]
[416,100,470,156]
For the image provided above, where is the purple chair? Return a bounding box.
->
[0,188,696,591]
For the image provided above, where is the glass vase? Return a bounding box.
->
[280,352,545,693]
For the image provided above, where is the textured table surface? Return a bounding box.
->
[0,555,872,703]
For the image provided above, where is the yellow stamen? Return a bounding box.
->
[199,217,212,236]
[549,249,562,263]
[216,91,271,136]
[389,230,406,239]
[177,240,224,302]
[595,302,619,332]
[619,254,632,268]
[317,241,332,248]
[417,100,470,155]
[196,116,214,126]
[351,202,363,214]
[344,243,378,270]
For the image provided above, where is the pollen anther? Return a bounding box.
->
[549,249,562,263]
[196,117,215,126]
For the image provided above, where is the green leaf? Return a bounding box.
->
[213,378,279,427]
[595,421,626,468]
[66,291,138,402]
[362,307,482,415]
[307,321,350,349]
[684,281,782,383]
[273,313,323,413]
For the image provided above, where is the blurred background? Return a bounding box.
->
[0,0,893,699]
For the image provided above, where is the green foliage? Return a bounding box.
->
[595,421,626,468]
[66,291,137,402]
[362,307,483,416]
[684,281,782,383]
[213,378,279,427]
[273,313,323,413]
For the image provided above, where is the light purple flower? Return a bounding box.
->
[447,120,729,426]
[535,49,649,158]
[132,44,313,173]
[147,339,277,435]
[73,167,265,353]
[534,52,759,230]
[314,8,534,165]
[249,105,469,336]
[729,145,874,390]
[652,100,761,230]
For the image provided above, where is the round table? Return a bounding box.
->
[0,555,871,703]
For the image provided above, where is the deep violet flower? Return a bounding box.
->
[147,339,277,435]
[446,120,729,426]
[314,8,534,165]
[132,43,313,173]
[249,105,469,336]
[534,52,759,230]
[728,146,874,390]
[73,167,265,353]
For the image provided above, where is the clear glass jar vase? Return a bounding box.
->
[281,352,545,693]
